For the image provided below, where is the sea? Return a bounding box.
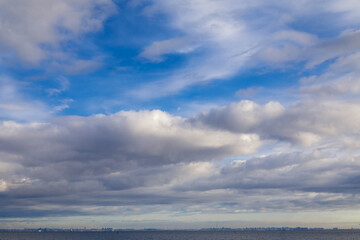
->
[1,231,360,240]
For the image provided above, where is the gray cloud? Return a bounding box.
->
[0,110,261,167]
[1,97,360,219]
[305,30,360,68]
[0,109,263,217]
[299,49,360,99]
[300,74,360,98]
[194,99,360,146]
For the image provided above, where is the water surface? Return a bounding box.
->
[1,230,360,240]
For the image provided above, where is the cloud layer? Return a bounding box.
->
[1,96,360,219]
[1,0,360,228]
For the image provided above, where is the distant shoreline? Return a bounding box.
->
[1,228,360,232]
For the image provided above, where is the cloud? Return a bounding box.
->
[0,109,263,217]
[52,98,74,112]
[193,99,360,146]
[221,151,360,198]
[235,87,263,98]
[139,37,197,62]
[130,0,360,99]
[300,74,360,98]
[54,57,104,75]
[193,100,285,134]
[0,0,116,64]
[0,110,261,167]
[131,0,261,98]
[0,76,49,121]
[326,0,360,24]
[3,90,360,217]
[0,97,360,219]
[2,0,360,224]
[305,30,360,68]
[47,76,70,96]
[299,47,360,99]
[255,30,318,65]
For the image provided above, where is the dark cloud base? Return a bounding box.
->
[1,101,360,219]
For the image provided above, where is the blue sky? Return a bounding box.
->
[1,0,360,229]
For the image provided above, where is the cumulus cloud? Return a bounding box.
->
[0,108,264,217]
[0,110,261,167]
[193,99,360,146]
[1,96,360,218]
[193,100,284,133]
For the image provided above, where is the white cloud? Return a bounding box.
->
[299,49,360,99]
[56,57,104,74]
[53,98,74,112]
[132,0,360,99]
[0,76,49,121]
[132,0,261,98]
[235,86,263,98]
[47,76,70,96]
[300,74,360,98]
[139,37,197,62]
[327,0,360,23]
[0,0,116,64]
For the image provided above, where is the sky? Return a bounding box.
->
[1,0,360,229]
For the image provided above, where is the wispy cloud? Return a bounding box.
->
[47,76,69,96]
[131,0,360,99]
[0,76,49,121]
[0,0,116,65]
[139,37,197,62]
